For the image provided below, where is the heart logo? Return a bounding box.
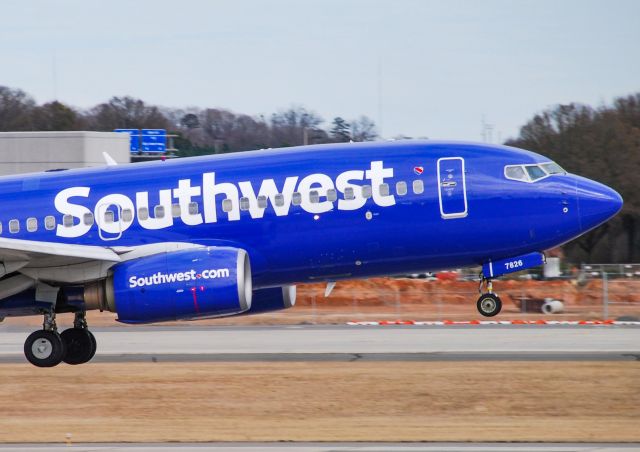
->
[413,166,424,175]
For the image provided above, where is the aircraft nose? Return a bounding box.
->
[576,178,623,232]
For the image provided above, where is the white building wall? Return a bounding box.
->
[0,132,131,176]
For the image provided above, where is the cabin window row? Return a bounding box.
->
[0,181,425,232]
[228,180,424,212]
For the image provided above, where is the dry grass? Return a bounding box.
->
[0,361,638,443]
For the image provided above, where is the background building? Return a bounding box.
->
[0,131,130,176]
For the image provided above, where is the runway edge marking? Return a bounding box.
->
[346,320,640,326]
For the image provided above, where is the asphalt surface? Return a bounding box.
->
[0,443,638,451]
[1,324,638,363]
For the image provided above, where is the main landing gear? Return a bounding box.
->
[24,310,96,367]
[476,277,502,317]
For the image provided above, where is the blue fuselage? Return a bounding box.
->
[0,140,622,287]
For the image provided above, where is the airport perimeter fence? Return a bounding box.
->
[299,264,640,322]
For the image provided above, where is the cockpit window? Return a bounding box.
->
[505,165,527,181]
[525,165,547,181]
[540,162,566,175]
[504,161,566,183]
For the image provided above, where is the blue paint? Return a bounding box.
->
[112,247,246,323]
[482,252,545,278]
[0,140,623,320]
[245,287,294,315]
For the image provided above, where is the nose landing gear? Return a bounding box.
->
[23,310,96,367]
[476,277,502,317]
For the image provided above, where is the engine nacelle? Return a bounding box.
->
[247,286,296,314]
[94,247,252,323]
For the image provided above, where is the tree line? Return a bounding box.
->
[1,85,638,263]
[0,86,378,156]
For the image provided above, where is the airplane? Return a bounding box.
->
[0,140,622,367]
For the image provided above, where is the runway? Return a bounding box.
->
[0,324,638,363]
[0,442,638,451]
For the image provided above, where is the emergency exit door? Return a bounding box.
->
[437,157,468,219]
[96,203,123,241]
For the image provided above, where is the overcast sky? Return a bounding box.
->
[1,0,638,141]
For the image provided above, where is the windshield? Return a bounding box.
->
[540,162,566,175]
[525,165,547,181]
[504,161,567,183]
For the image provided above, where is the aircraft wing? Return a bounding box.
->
[0,237,121,270]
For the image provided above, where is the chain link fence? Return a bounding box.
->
[296,264,640,323]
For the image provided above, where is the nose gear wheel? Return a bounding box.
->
[476,276,502,317]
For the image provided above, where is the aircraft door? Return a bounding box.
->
[96,202,124,241]
[437,157,468,219]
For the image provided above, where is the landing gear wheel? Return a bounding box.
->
[24,330,66,367]
[87,330,97,361]
[477,293,502,317]
[61,328,94,365]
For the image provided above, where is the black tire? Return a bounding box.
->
[61,328,93,365]
[87,330,97,362]
[476,293,502,317]
[24,330,66,367]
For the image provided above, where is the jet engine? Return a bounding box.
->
[247,285,296,314]
[85,247,252,323]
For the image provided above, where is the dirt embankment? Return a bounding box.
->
[297,277,640,307]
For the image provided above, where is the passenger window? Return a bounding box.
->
[0,222,2,234]
[309,190,319,204]
[344,187,355,200]
[396,181,407,196]
[274,194,284,207]
[326,188,337,202]
[45,216,55,230]
[104,210,115,223]
[413,180,424,194]
[257,195,268,209]
[9,219,19,233]
[83,213,94,226]
[362,185,372,199]
[171,204,181,218]
[26,217,37,232]
[154,205,165,219]
[121,209,132,222]
[188,202,199,215]
[292,192,302,206]
[63,215,73,227]
[379,183,389,197]
[240,197,250,211]
[222,199,233,212]
[138,207,149,221]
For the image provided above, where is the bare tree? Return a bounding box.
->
[32,101,83,131]
[0,86,36,131]
[86,96,169,130]
[350,115,378,141]
[270,106,324,147]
